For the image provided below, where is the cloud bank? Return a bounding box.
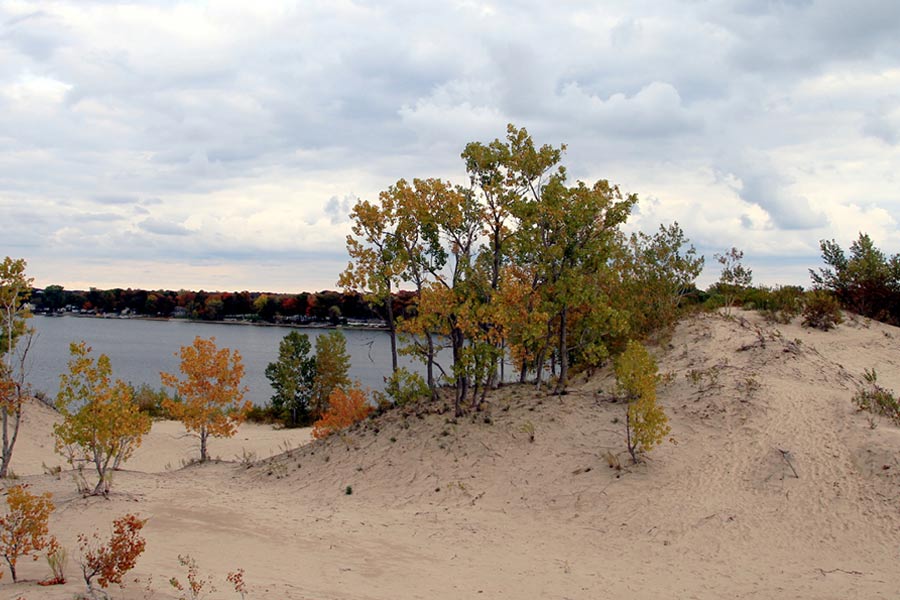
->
[2,0,899,291]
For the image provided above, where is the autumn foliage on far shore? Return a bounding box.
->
[311,386,372,440]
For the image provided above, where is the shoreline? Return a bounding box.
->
[46,312,390,332]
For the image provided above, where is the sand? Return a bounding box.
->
[0,310,897,599]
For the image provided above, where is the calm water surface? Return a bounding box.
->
[27,316,409,405]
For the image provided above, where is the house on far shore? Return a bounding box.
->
[173,306,189,319]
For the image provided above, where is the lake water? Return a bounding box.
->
[25,316,412,405]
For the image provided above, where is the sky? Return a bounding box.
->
[2,0,899,293]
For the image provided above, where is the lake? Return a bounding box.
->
[25,316,413,405]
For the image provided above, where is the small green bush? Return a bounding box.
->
[374,368,430,407]
[802,290,843,330]
[130,383,179,419]
[243,403,283,425]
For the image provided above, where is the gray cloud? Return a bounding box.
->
[324,195,356,226]
[1,1,898,290]
[718,154,828,230]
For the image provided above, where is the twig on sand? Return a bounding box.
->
[778,448,799,478]
[816,567,864,577]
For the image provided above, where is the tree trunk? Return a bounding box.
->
[6,556,16,583]
[452,328,467,416]
[554,306,568,395]
[200,428,208,462]
[0,409,9,478]
[426,332,436,397]
[626,408,637,463]
[385,292,398,373]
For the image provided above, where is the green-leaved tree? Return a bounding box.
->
[265,331,316,426]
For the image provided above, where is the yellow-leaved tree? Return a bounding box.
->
[614,340,671,462]
[161,337,250,462]
[55,342,151,496]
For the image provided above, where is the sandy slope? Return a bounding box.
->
[1,310,898,599]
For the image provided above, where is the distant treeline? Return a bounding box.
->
[29,285,418,325]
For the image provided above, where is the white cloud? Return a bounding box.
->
[2,0,899,291]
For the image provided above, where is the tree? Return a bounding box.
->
[55,342,152,496]
[42,284,66,312]
[714,247,752,313]
[311,331,351,417]
[810,233,900,323]
[79,514,146,599]
[265,331,316,426]
[614,341,670,462]
[161,337,250,462]
[0,257,34,478]
[311,385,372,440]
[340,196,403,372]
[618,223,705,336]
[515,178,636,393]
[0,484,55,582]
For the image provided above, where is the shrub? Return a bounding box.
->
[169,554,215,600]
[802,290,843,331]
[79,514,147,598]
[852,369,900,426]
[130,383,179,419]
[0,484,55,582]
[311,385,373,440]
[746,285,804,323]
[374,368,430,407]
[227,568,247,600]
[44,542,67,585]
[614,341,671,462]
[243,403,282,425]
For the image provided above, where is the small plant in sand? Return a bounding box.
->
[520,420,535,442]
[227,568,248,599]
[78,513,147,599]
[169,554,217,600]
[852,368,900,427]
[0,484,56,582]
[161,337,251,462]
[311,385,373,440]
[43,542,67,585]
[614,341,671,462]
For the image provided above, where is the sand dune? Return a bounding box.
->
[1,310,898,599]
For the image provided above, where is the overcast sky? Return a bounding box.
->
[2,1,899,293]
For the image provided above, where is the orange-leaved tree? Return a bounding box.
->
[0,484,55,582]
[311,385,372,440]
[55,342,152,496]
[78,513,146,598]
[161,337,250,462]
